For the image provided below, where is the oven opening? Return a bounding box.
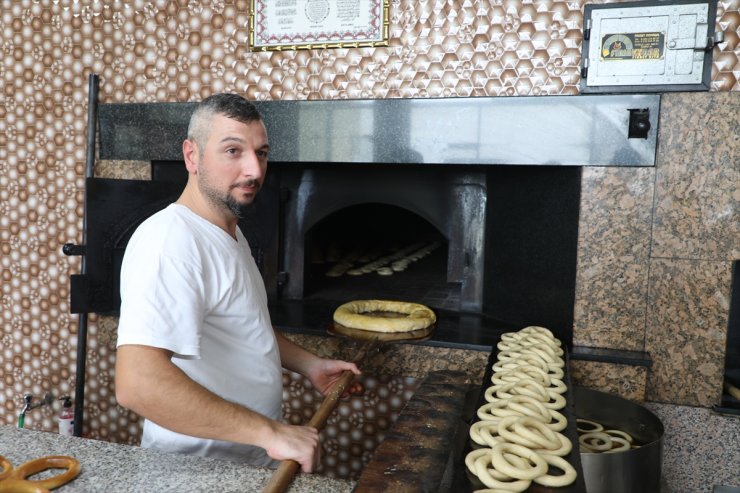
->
[277,164,488,314]
[302,202,458,310]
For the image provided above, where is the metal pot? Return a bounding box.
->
[574,386,664,493]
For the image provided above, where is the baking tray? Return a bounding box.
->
[449,332,588,493]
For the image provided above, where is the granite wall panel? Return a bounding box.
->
[652,92,740,261]
[573,166,655,351]
[569,360,648,402]
[646,259,732,406]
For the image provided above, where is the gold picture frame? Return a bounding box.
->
[250,0,389,52]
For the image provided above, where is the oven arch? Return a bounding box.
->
[279,165,486,312]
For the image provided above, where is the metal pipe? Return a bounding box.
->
[18,394,32,429]
[18,393,54,429]
[72,73,100,437]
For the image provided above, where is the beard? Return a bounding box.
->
[198,172,261,219]
[223,194,245,219]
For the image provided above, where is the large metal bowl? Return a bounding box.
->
[574,386,664,493]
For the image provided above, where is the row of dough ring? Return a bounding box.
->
[466,326,577,492]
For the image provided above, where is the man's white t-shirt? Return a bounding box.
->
[116,203,282,466]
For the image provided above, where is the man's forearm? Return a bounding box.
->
[275,331,361,397]
[275,331,322,376]
[115,345,275,449]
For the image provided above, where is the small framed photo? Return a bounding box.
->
[250,0,389,51]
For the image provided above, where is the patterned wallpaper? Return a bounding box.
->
[1,0,738,443]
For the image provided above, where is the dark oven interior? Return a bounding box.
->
[274,164,488,314]
[268,163,582,347]
[301,202,456,308]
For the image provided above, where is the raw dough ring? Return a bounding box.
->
[605,428,634,444]
[505,396,552,423]
[543,409,568,432]
[530,431,573,457]
[579,431,613,451]
[465,448,492,475]
[604,436,631,453]
[470,420,503,447]
[498,416,557,450]
[468,449,520,483]
[532,453,578,487]
[333,299,436,333]
[492,366,551,387]
[477,401,509,423]
[511,417,560,450]
[490,442,548,481]
[474,453,532,491]
[576,418,604,433]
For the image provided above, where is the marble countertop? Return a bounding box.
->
[0,370,472,493]
[0,425,354,492]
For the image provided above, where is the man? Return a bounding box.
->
[115,93,360,473]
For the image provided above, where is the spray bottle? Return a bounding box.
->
[58,396,74,436]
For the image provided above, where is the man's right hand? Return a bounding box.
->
[264,422,321,473]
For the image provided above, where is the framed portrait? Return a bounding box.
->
[250,0,389,51]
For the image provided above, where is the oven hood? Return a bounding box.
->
[99,94,660,167]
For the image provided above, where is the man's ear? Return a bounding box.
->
[183,139,199,173]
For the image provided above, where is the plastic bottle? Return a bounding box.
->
[58,396,74,436]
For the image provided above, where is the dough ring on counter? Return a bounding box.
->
[333,299,436,333]
[0,455,81,491]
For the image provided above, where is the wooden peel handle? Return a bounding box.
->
[261,369,358,493]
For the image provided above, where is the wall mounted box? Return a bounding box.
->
[581,0,720,93]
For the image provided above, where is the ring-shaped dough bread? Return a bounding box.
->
[532,453,578,487]
[474,454,532,491]
[333,299,436,333]
[0,456,12,481]
[490,379,550,402]
[543,409,569,432]
[504,396,551,422]
[465,448,492,475]
[576,418,604,433]
[604,436,631,453]
[467,449,524,484]
[530,431,573,457]
[10,456,81,489]
[519,326,556,339]
[497,416,551,449]
[548,378,568,395]
[490,442,548,481]
[605,428,634,444]
[494,365,552,386]
[477,402,508,423]
[511,417,560,450]
[579,432,613,451]
[470,420,504,448]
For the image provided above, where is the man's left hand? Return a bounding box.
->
[307,359,363,397]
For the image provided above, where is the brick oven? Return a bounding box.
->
[72,94,659,352]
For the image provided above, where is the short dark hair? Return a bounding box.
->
[187,93,262,155]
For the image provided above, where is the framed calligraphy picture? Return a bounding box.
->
[250,0,389,51]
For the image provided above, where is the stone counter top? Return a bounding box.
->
[0,425,354,492]
[0,370,472,492]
